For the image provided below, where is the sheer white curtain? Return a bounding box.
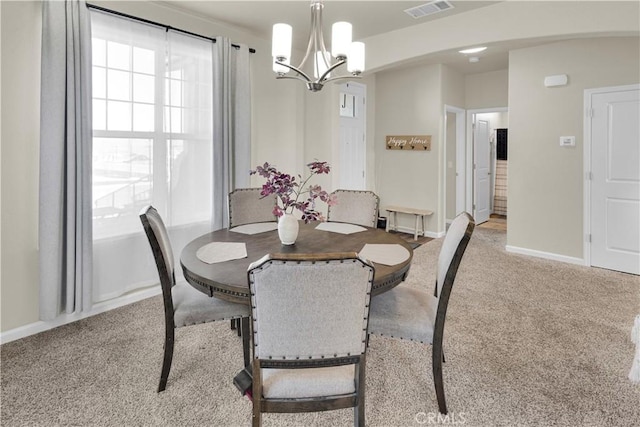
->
[90,12,215,303]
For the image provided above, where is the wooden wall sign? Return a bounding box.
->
[386,135,431,151]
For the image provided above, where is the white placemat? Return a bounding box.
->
[358,244,410,266]
[315,222,367,234]
[196,242,247,264]
[230,222,278,235]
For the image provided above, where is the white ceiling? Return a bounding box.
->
[156,1,590,75]
[161,1,500,44]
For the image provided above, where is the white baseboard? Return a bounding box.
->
[0,286,161,344]
[505,245,585,266]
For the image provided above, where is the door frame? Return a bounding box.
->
[466,107,508,218]
[443,105,466,223]
[582,83,640,268]
[473,118,491,224]
[337,81,367,190]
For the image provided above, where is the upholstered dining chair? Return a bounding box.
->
[228,188,277,228]
[140,205,251,392]
[368,212,475,414]
[327,189,379,228]
[248,252,375,427]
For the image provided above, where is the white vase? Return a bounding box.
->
[277,213,299,245]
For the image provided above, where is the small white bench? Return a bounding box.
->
[385,206,434,240]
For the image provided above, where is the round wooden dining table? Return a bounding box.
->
[180,221,414,305]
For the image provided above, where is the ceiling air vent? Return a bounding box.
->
[404,1,454,19]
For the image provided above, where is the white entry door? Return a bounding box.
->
[474,119,491,224]
[589,85,640,274]
[338,82,366,190]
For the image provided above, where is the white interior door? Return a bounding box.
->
[338,82,366,190]
[474,119,491,224]
[589,86,640,274]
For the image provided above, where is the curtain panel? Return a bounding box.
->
[212,38,251,231]
[39,0,93,320]
[40,3,252,315]
[88,10,252,305]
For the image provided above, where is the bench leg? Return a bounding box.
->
[389,212,398,233]
[422,215,427,238]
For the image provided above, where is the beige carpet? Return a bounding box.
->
[2,228,639,426]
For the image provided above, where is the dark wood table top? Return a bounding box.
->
[180,221,414,304]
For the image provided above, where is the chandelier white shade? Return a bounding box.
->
[272,1,365,92]
[272,23,292,59]
[347,42,365,73]
[331,22,352,57]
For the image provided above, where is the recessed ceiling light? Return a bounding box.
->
[459,47,487,54]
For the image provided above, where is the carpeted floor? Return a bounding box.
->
[2,228,639,426]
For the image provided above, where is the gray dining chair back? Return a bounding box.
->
[140,205,251,392]
[229,188,277,228]
[327,189,379,228]
[248,252,375,427]
[368,212,475,414]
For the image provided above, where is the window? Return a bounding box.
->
[91,11,214,302]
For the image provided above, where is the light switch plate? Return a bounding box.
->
[560,136,575,147]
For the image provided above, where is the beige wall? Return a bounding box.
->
[442,65,465,108]
[0,0,301,333]
[2,1,639,335]
[374,63,442,233]
[1,0,42,331]
[364,1,640,72]
[508,37,640,258]
[296,74,377,209]
[466,69,509,109]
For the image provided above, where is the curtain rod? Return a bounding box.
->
[86,3,256,54]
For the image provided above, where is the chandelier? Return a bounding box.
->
[272,0,365,92]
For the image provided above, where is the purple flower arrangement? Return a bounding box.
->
[250,161,336,223]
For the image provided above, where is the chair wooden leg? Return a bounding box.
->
[158,327,175,392]
[354,405,364,427]
[252,409,261,427]
[231,319,237,330]
[432,343,447,414]
[354,358,366,427]
[241,316,251,368]
[252,360,262,427]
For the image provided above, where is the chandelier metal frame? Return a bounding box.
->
[273,1,364,92]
